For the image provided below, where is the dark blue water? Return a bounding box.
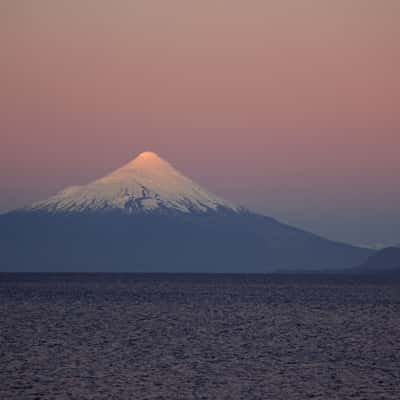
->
[1,274,399,399]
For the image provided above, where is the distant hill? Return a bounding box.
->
[354,247,400,274]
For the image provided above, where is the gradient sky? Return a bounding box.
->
[1,0,399,247]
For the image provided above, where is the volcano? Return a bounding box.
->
[0,152,372,272]
[27,151,242,216]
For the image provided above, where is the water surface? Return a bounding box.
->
[1,274,399,399]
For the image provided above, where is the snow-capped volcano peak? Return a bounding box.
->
[28,152,242,215]
[131,151,167,164]
[100,151,181,183]
[123,151,172,170]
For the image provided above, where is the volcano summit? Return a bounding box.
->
[0,152,372,272]
[28,152,241,216]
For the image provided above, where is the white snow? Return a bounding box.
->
[28,152,242,215]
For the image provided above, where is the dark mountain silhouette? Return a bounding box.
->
[354,247,400,274]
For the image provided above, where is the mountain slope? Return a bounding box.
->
[0,151,373,272]
[0,212,372,272]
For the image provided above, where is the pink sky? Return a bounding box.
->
[1,0,399,246]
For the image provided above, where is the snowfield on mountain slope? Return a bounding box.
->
[27,152,242,215]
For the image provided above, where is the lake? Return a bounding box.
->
[1,273,399,399]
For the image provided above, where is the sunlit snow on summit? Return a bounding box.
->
[26,152,242,216]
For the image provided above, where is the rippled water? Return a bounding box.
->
[1,274,399,399]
